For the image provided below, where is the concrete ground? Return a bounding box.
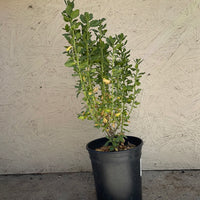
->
[0,171,199,200]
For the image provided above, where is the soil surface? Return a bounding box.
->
[95,142,136,152]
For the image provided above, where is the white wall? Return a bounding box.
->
[0,0,200,174]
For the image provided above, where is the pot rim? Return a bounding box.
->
[86,135,143,154]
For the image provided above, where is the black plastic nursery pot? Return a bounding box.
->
[86,136,143,200]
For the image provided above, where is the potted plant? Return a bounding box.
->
[62,1,145,199]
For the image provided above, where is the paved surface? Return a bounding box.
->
[0,171,199,200]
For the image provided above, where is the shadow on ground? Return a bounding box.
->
[0,171,199,200]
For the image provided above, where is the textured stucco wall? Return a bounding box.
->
[0,0,200,174]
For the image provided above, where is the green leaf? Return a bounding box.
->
[89,13,93,20]
[78,116,84,120]
[90,20,99,27]
[71,9,79,19]
[100,18,106,23]
[63,34,71,43]
[115,43,122,49]
[84,12,93,21]
[109,146,114,151]
[65,24,70,32]
[75,22,81,28]
[75,32,81,39]
[136,89,141,93]
[80,14,86,23]
[135,101,140,105]
[119,136,125,142]
[127,80,133,84]
[65,60,76,67]
[135,58,143,64]
[77,46,82,53]
[63,15,70,22]
[123,128,130,132]
[105,140,110,146]
[76,90,81,98]
[72,73,79,77]
[127,85,134,91]
[135,81,141,86]
[65,0,74,15]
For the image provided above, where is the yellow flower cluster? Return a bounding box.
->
[103,118,108,123]
[66,46,72,51]
[115,113,121,117]
[93,87,98,93]
[103,78,110,84]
